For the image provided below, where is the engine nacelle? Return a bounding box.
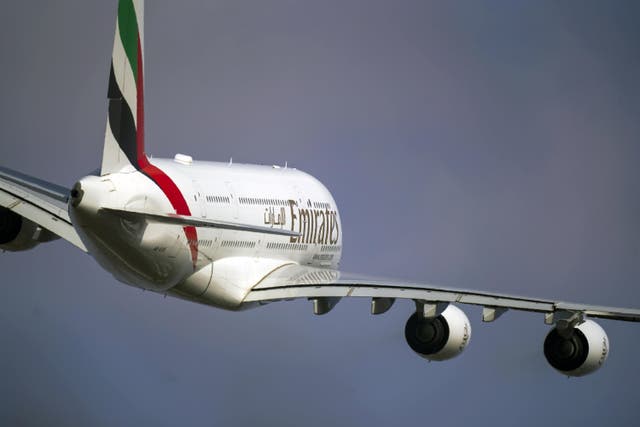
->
[544,319,609,377]
[405,304,472,361]
[0,207,58,252]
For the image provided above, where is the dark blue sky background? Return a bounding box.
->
[1,1,639,425]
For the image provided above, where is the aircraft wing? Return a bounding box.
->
[245,264,640,322]
[0,166,87,252]
[100,207,301,237]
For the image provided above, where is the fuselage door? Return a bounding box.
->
[225,181,239,219]
[192,180,207,218]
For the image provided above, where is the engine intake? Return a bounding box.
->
[405,304,471,361]
[0,207,22,245]
[544,319,609,377]
[0,207,58,251]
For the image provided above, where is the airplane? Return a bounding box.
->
[1,0,638,378]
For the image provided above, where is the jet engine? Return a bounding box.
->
[405,304,472,361]
[0,207,58,252]
[544,319,609,377]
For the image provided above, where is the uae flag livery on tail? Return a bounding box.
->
[102,0,199,267]
[102,0,144,173]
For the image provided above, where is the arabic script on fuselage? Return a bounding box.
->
[263,201,339,245]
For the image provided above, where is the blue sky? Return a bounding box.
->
[1,1,639,425]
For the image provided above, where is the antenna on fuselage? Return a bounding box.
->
[229,157,233,166]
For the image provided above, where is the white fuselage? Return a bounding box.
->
[69,158,342,310]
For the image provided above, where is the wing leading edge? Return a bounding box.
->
[100,207,301,238]
[0,166,87,252]
[244,264,640,322]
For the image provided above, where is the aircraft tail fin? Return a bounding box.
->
[101,0,146,175]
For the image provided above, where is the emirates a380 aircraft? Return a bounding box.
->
[1,0,638,377]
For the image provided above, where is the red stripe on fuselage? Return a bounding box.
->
[135,35,198,268]
[135,35,146,170]
[135,36,146,168]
